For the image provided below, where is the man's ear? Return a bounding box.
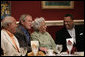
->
[7,23,11,27]
[21,20,24,25]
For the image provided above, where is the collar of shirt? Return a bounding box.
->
[19,25,28,34]
[67,25,75,35]
[5,29,14,38]
[67,27,76,44]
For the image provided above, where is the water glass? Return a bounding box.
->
[56,44,63,55]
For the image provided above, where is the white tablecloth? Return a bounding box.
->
[56,52,84,56]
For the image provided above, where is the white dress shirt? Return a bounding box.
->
[67,27,76,44]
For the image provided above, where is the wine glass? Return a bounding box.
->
[46,49,54,56]
[20,47,27,56]
[56,44,63,55]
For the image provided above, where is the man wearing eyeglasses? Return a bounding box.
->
[55,14,84,52]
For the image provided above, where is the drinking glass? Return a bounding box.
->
[20,47,27,56]
[56,44,63,55]
[32,47,38,56]
[31,41,39,56]
[46,49,54,56]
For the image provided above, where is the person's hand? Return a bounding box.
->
[40,47,47,52]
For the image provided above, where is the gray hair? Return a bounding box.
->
[19,14,32,24]
[32,17,45,31]
[1,16,15,28]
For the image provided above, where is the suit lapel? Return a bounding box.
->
[74,26,79,44]
[64,27,72,39]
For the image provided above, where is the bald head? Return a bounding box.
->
[2,16,17,33]
[2,16,16,28]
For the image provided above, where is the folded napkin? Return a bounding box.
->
[66,38,77,54]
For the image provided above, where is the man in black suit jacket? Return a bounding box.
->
[55,14,84,52]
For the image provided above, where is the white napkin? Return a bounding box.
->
[66,38,73,44]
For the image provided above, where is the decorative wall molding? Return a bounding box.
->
[45,20,84,26]
[16,19,84,26]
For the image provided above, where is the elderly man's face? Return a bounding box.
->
[9,18,17,33]
[64,16,74,30]
[23,16,32,30]
[39,20,47,33]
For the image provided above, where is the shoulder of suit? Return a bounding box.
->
[16,27,24,34]
[56,27,66,33]
[75,25,84,30]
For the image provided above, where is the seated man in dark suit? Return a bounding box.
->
[14,14,33,56]
[55,14,84,52]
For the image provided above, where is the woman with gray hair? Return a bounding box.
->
[31,17,56,53]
